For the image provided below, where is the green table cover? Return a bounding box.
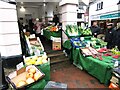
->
[43,30,61,40]
[63,40,114,85]
[37,60,50,81]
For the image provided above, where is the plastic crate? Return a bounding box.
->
[44,81,67,90]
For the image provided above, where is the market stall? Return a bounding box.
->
[63,25,120,85]
[63,40,114,85]
[43,25,62,40]
[43,30,61,40]
[6,33,50,90]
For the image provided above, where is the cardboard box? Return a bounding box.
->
[6,65,45,89]
[52,41,61,50]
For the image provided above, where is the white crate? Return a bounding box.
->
[0,44,22,56]
[51,36,61,42]
[0,22,19,34]
[0,9,17,21]
[0,34,21,45]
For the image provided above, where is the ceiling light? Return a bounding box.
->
[20,6,25,12]
[43,3,46,7]
[21,2,23,4]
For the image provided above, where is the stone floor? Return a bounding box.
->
[50,61,108,89]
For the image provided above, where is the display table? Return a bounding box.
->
[43,30,61,40]
[63,40,114,85]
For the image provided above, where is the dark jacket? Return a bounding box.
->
[90,26,101,35]
[105,27,115,44]
[114,28,120,46]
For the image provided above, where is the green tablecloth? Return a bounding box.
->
[43,30,61,40]
[63,40,114,85]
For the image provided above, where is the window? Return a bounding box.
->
[77,13,82,19]
[96,2,103,11]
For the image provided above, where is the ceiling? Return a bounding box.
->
[17,2,58,8]
[16,0,61,2]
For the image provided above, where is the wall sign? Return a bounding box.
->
[100,12,120,19]
[96,2,103,11]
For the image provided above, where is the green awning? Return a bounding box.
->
[100,12,120,19]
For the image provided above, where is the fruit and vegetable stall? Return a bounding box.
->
[43,25,62,40]
[63,25,120,86]
[6,34,50,90]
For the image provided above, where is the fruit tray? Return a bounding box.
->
[6,65,45,89]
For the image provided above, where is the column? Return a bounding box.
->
[59,0,78,43]
[0,1,22,68]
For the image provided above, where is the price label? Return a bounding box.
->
[16,62,24,71]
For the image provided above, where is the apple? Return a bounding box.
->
[34,72,41,81]
[16,80,26,87]
[27,68,36,74]
[26,72,34,79]
[26,77,34,84]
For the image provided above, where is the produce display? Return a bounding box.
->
[70,38,87,48]
[65,25,81,37]
[24,54,48,65]
[111,46,120,55]
[81,28,92,36]
[45,25,59,32]
[7,65,45,89]
[91,37,107,48]
[25,36,44,56]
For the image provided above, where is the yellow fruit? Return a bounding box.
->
[32,56,38,61]
[24,58,31,63]
[38,57,42,61]
[26,78,34,84]
[27,68,36,74]
[35,60,43,65]
[42,55,47,60]
[26,62,32,65]
[26,72,34,79]
[16,80,26,87]
[30,60,36,64]
[34,72,42,81]
[42,59,48,64]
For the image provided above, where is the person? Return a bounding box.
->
[53,14,59,26]
[29,19,34,34]
[104,23,115,49]
[34,19,43,38]
[114,22,120,50]
[90,21,101,37]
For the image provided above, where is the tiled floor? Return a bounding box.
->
[51,61,108,89]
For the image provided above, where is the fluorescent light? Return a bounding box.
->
[20,6,25,12]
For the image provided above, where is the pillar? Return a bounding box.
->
[59,0,78,43]
[0,1,23,68]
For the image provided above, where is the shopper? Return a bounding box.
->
[53,14,59,26]
[34,19,43,38]
[105,23,115,49]
[29,19,34,34]
[114,22,120,50]
[90,21,101,37]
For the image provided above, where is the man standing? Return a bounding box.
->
[105,23,115,49]
[90,21,101,37]
[115,22,120,50]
